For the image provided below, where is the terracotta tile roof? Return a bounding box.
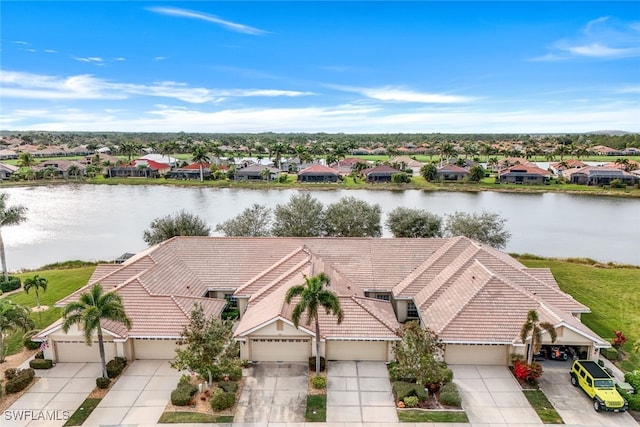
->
[437,164,470,174]
[52,236,599,345]
[298,164,340,175]
[499,164,551,176]
[361,165,400,175]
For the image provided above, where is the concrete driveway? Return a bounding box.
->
[234,362,307,422]
[5,362,101,427]
[83,359,180,426]
[326,361,397,423]
[451,364,541,425]
[539,362,637,426]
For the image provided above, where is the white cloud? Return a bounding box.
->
[147,7,268,35]
[72,56,104,65]
[330,85,475,103]
[44,49,57,54]
[565,43,640,58]
[153,56,167,62]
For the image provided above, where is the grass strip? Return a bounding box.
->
[63,397,101,426]
[523,390,564,424]
[397,409,468,422]
[157,412,233,423]
[305,394,326,422]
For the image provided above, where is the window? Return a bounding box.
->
[407,302,418,318]
[375,294,390,301]
[224,293,238,308]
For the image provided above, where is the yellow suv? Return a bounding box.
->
[570,360,628,412]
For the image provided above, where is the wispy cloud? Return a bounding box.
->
[44,49,58,54]
[153,56,167,62]
[147,7,268,35]
[329,85,475,103]
[0,70,313,103]
[531,16,640,61]
[72,56,104,65]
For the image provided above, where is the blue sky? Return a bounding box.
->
[1,1,639,133]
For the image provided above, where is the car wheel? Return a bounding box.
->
[570,375,578,387]
[562,353,568,361]
[594,400,601,412]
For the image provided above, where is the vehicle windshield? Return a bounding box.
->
[594,379,614,388]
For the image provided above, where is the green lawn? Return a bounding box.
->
[523,390,564,424]
[305,395,326,422]
[157,412,233,423]
[397,410,468,422]
[63,397,101,426]
[518,257,640,372]
[2,266,95,356]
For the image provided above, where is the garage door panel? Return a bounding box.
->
[55,341,116,363]
[327,341,388,361]
[445,344,508,365]
[250,338,311,362]
[134,340,176,359]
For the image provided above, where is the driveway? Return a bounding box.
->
[326,361,397,423]
[451,364,541,425]
[83,359,180,426]
[539,362,637,426]
[5,362,101,427]
[234,362,307,422]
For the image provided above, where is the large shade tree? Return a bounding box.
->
[24,274,48,308]
[444,211,511,249]
[520,309,557,365]
[285,272,343,374]
[323,197,382,237]
[272,193,325,237]
[0,300,34,362]
[62,284,132,378]
[143,210,211,245]
[215,204,273,237]
[0,193,28,281]
[386,207,443,238]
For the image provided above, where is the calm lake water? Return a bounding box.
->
[3,184,639,270]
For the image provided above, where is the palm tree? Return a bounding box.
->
[18,152,36,169]
[0,193,28,281]
[285,272,343,374]
[520,309,557,365]
[190,144,211,182]
[67,164,81,180]
[0,300,34,362]
[24,274,48,308]
[62,284,132,378]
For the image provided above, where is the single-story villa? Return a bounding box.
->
[166,162,211,180]
[436,164,470,181]
[234,165,281,181]
[36,237,609,366]
[498,165,551,185]
[361,165,400,182]
[564,166,639,186]
[0,162,19,180]
[297,164,341,183]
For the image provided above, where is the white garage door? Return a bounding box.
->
[445,344,508,365]
[250,338,311,362]
[134,340,176,360]
[55,341,116,363]
[327,341,389,361]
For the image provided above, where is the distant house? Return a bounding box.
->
[496,157,534,170]
[108,159,170,178]
[388,156,424,175]
[498,165,551,185]
[550,159,587,175]
[234,165,281,181]
[0,163,19,180]
[33,160,86,179]
[281,157,320,173]
[166,162,211,180]
[297,164,341,183]
[436,164,470,181]
[592,145,624,156]
[0,149,18,160]
[362,165,399,183]
[139,154,178,168]
[330,157,370,175]
[564,166,639,186]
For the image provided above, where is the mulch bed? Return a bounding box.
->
[162,375,244,418]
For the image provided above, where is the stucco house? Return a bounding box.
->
[436,164,470,181]
[35,237,609,366]
[234,165,281,181]
[564,166,639,186]
[297,164,341,183]
[498,165,551,184]
[361,165,400,182]
[0,162,19,180]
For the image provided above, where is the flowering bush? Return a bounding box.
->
[513,360,543,386]
[612,330,627,350]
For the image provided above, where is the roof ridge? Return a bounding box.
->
[236,246,307,295]
[88,253,155,286]
[351,296,397,334]
[393,238,459,295]
[249,257,311,302]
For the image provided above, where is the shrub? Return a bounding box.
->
[311,375,326,389]
[597,359,605,367]
[171,386,193,406]
[403,395,419,408]
[624,371,640,392]
[618,387,640,411]
[23,337,41,350]
[308,356,326,372]
[392,381,428,402]
[4,368,18,380]
[96,377,110,389]
[106,357,127,378]
[391,172,411,183]
[5,369,35,393]
[439,382,462,407]
[0,276,21,293]
[218,381,238,393]
[601,347,618,361]
[178,374,192,385]
[611,331,627,350]
[210,388,235,411]
[29,359,53,369]
[513,360,543,386]
[610,179,626,189]
[226,366,242,381]
[34,351,44,359]
[388,364,416,383]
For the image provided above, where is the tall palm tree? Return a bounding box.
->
[24,274,48,308]
[0,300,34,362]
[190,144,211,182]
[18,152,36,169]
[62,284,132,378]
[520,309,557,365]
[285,272,343,374]
[0,193,28,281]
